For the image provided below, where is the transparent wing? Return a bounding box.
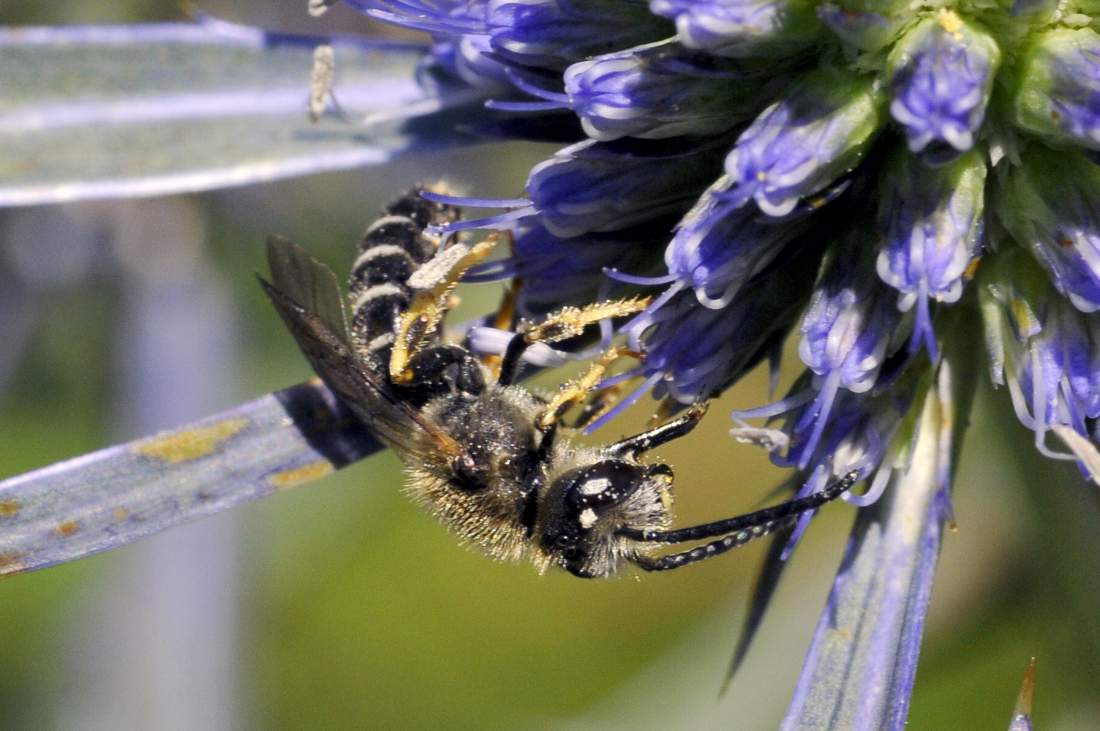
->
[259,242,463,459]
[266,235,350,344]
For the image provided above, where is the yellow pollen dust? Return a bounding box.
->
[0,552,24,574]
[1009,298,1036,331]
[55,520,80,537]
[936,9,965,41]
[268,460,334,490]
[137,418,248,464]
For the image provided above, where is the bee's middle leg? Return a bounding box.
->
[498,297,650,386]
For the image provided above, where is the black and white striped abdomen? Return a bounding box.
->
[347,186,459,363]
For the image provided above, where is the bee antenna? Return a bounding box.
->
[621,470,858,551]
[632,519,794,571]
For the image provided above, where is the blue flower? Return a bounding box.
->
[1014,27,1100,150]
[876,148,986,356]
[563,40,774,141]
[487,0,670,68]
[526,137,724,237]
[799,236,901,396]
[339,0,1100,718]
[723,67,882,216]
[624,241,819,406]
[998,145,1100,313]
[663,175,814,307]
[981,248,1100,456]
[651,0,822,57]
[887,11,1000,160]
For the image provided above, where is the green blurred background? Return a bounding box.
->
[3,3,1100,729]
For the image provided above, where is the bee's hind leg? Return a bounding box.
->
[390,234,499,384]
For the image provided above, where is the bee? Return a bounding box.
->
[259,186,856,578]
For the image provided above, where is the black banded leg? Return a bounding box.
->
[633,515,798,571]
[407,345,486,398]
[498,331,530,386]
[619,470,859,545]
[607,403,708,458]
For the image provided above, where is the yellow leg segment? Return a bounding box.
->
[483,279,523,377]
[567,382,626,430]
[519,297,651,347]
[536,347,642,431]
[390,234,499,383]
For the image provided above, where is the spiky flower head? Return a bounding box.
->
[354,0,1100,479]
[346,0,1100,719]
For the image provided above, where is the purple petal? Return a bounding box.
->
[651,0,822,57]
[999,147,1100,313]
[887,13,1000,159]
[799,237,902,393]
[725,68,881,217]
[527,137,724,238]
[488,0,670,69]
[563,39,774,141]
[876,149,986,317]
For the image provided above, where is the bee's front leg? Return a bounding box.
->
[535,347,643,432]
[606,403,709,458]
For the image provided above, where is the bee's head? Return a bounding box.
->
[538,459,673,578]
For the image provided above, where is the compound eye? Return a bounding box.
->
[450,454,487,491]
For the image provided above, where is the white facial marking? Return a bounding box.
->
[578,508,598,529]
[580,477,611,496]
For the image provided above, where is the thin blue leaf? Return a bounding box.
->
[0,380,380,578]
[781,435,949,729]
[781,341,978,730]
[0,17,483,206]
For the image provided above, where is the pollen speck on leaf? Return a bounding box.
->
[55,520,80,537]
[0,500,19,517]
[136,418,248,464]
[0,553,24,574]
[268,460,334,490]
